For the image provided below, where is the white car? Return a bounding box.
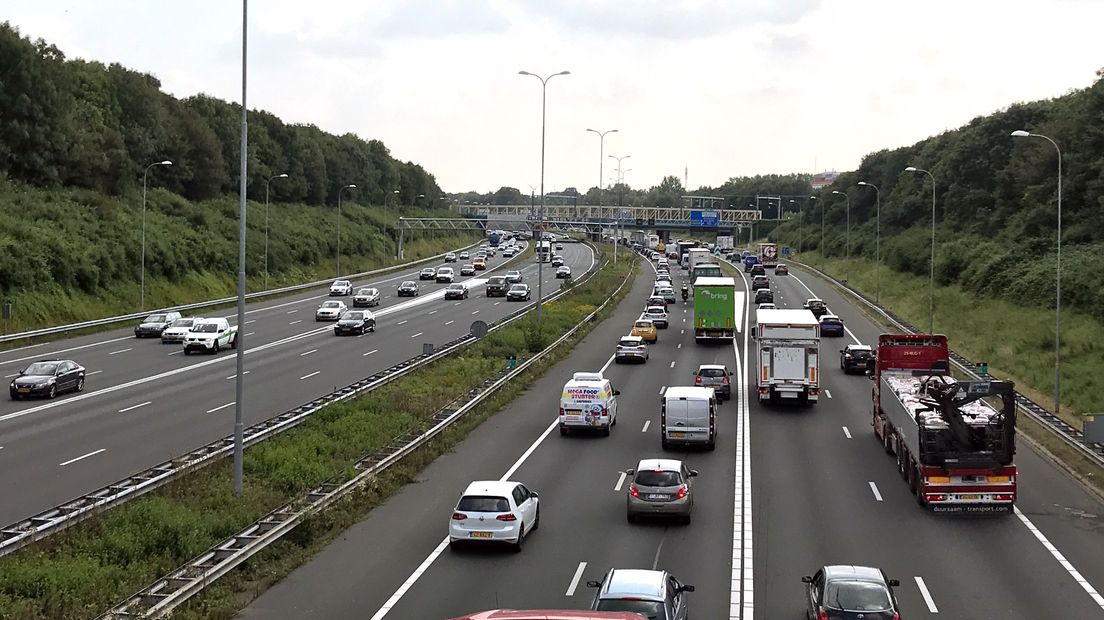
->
[551,255,565,267]
[160,317,204,344]
[182,318,238,355]
[503,247,516,257]
[505,270,523,283]
[555,265,572,279]
[436,267,455,283]
[449,480,540,551]
[757,302,776,311]
[643,306,669,329]
[656,286,676,304]
[329,280,353,296]
[615,335,649,363]
[315,300,347,321]
[444,252,458,263]
[353,287,381,307]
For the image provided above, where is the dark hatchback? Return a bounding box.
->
[840,344,875,374]
[754,289,774,304]
[802,565,901,620]
[10,360,86,400]
[485,276,509,297]
[333,310,376,336]
[397,281,419,297]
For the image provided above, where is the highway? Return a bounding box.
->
[0,240,597,528]
[239,248,1104,619]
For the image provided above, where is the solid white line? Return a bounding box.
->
[869,481,883,501]
[731,263,754,620]
[300,349,318,356]
[363,349,378,356]
[206,402,234,414]
[670,361,676,368]
[410,332,423,338]
[59,448,106,467]
[299,371,320,380]
[244,332,255,337]
[599,353,616,374]
[914,576,939,613]
[117,401,151,413]
[614,472,627,491]
[289,320,302,325]
[444,320,454,325]
[397,320,408,325]
[825,389,833,398]
[108,348,132,355]
[842,426,852,439]
[566,562,588,596]
[642,420,651,433]
[225,371,251,380]
[245,319,256,324]
[1014,505,1104,609]
[167,350,183,356]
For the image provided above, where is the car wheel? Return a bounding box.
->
[184,348,192,356]
[533,506,540,531]
[513,524,525,553]
[449,540,462,552]
[47,385,56,399]
[76,377,85,393]
[661,438,670,450]
[602,426,611,437]
[230,334,237,349]
[682,514,692,525]
[11,393,19,401]
[626,512,636,524]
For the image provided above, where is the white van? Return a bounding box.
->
[661,386,717,450]
[559,371,620,437]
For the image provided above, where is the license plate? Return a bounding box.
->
[18,388,30,393]
[469,531,493,539]
[959,494,981,500]
[647,494,668,500]
[668,432,685,438]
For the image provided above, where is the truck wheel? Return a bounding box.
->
[883,427,894,455]
[230,334,237,349]
[602,427,611,437]
[661,439,670,450]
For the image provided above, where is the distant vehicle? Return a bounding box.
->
[460,264,476,276]
[693,363,733,400]
[819,314,845,337]
[502,247,516,257]
[160,317,202,344]
[353,287,381,307]
[690,263,723,287]
[314,300,347,321]
[485,276,509,297]
[444,252,458,263]
[506,283,531,301]
[9,359,85,400]
[449,480,539,552]
[183,318,238,355]
[775,264,790,275]
[473,256,487,270]
[840,344,875,374]
[802,565,901,620]
[333,310,375,336]
[488,231,502,246]
[643,306,668,329]
[750,264,766,277]
[329,279,353,296]
[436,267,455,283]
[505,270,523,283]
[419,267,437,280]
[397,281,419,297]
[803,298,829,318]
[556,265,572,279]
[536,239,552,262]
[743,255,759,272]
[448,610,650,619]
[661,386,717,450]
[758,242,778,268]
[625,458,697,524]
[134,311,183,338]
[751,275,770,290]
[551,255,565,267]
[556,243,564,250]
[615,336,649,364]
[645,295,668,311]
[444,283,469,300]
[631,319,658,343]
[587,569,694,619]
[656,286,676,304]
[459,251,470,260]
[754,289,774,304]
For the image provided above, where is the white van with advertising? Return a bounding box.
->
[661,386,717,451]
[559,371,620,437]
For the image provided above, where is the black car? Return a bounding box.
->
[10,360,86,400]
[419,267,437,280]
[506,283,531,301]
[397,281,419,297]
[804,298,829,318]
[750,264,766,277]
[485,276,509,297]
[645,296,668,311]
[841,344,875,374]
[444,283,469,300]
[333,310,376,336]
[751,275,770,291]
[802,565,901,620]
[754,288,774,304]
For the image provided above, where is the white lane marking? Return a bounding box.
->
[825,389,833,398]
[677,343,682,349]
[225,371,251,380]
[363,349,378,357]
[642,420,651,433]
[659,386,666,395]
[368,419,560,620]
[670,361,676,368]
[300,349,318,357]
[915,576,939,613]
[614,472,627,491]
[472,310,480,315]
[0,336,131,368]
[206,402,234,414]
[680,329,684,334]
[245,319,256,324]
[682,318,686,322]
[86,370,103,376]
[411,332,424,338]
[244,332,255,337]
[1015,505,1104,609]
[842,426,852,439]
[731,263,754,620]
[108,348,132,355]
[454,302,462,306]
[286,309,298,314]
[397,320,408,326]
[59,448,106,467]
[117,401,151,413]
[289,320,302,325]
[299,371,320,380]
[494,302,501,306]
[3,373,17,378]
[428,310,438,315]
[599,353,616,373]
[868,481,883,502]
[444,320,454,325]
[566,562,588,596]
[167,350,183,356]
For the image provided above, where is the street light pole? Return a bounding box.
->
[586,128,618,260]
[233,0,248,497]
[805,196,817,257]
[264,173,288,290]
[857,181,881,303]
[140,159,172,310]
[1011,129,1063,418]
[905,166,937,334]
[519,69,570,328]
[336,184,356,276]
[831,190,851,270]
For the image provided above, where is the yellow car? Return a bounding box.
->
[473,257,487,270]
[630,319,658,344]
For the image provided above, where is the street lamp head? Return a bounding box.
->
[555,70,571,76]
[857,181,869,186]
[277,173,289,179]
[518,70,532,76]
[904,166,918,172]
[159,160,172,166]
[1010,130,1031,138]
[345,184,356,189]
[832,190,843,195]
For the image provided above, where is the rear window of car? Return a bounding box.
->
[145,314,166,322]
[822,318,842,325]
[850,349,873,358]
[170,318,194,327]
[596,600,664,616]
[510,284,526,291]
[344,312,364,320]
[824,581,893,612]
[489,277,506,284]
[698,368,726,378]
[457,496,510,512]
[619,338,641,347]
[635,470,681,486]
[634,321,652,328]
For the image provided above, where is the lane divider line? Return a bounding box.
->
[410,332,424,339]
[914,576,939,613]
[117,401,151,413]
[108,348,132,356]
[614,472,626,492]
[225,371,251,380]
[669,361,676,368]
[642,420,650,433]
[206,402,234,414]
[300,349,318,357]
[86,370,103,377]
[289,320,302,325]
[868,481,883,501]
[362,350,378,357]
[299,371,320,380]
[1014,506,1104,609]
[825,389,833,398]
[59,448,105,467]
[566,561,588,597]
[842,426,852,439]
[397,320,408,326]
[444,320,454,326]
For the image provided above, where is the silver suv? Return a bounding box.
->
[625,458,697,523]
[587,568,695,620]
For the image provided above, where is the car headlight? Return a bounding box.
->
[36,381,51,388]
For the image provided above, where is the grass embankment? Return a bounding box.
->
[0,180,478,335]
[0,247,638,620]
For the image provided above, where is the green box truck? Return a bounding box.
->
[693,276,737,344]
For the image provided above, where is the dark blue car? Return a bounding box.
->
[819,315,845,337]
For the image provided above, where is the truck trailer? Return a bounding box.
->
[752,309,820,403]
[692,277,737,344]
[758,243,778,268]
[872,334,1017,513]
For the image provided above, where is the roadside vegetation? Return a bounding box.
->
[0,246,637,620]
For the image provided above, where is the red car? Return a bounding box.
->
[775,264,790,275]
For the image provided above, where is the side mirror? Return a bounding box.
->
[728,371,734,376]
[887,579,900,587]
[840,349,845,354]
[688,469,699,477]
[866,370,875,379]
[613,389,621,396]
[679,585,696,593]
[530,491,539,499]
[624,468,635,475]
[586,580,602,589]
[801,575,813,584]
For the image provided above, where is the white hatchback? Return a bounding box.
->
[315,300,347,321]
[449,480,540,552]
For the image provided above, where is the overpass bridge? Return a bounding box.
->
[455,204,760,230]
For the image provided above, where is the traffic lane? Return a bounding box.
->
[239,257,652,619]
[0,246,590,525]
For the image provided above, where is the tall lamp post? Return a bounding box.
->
[857,181,881,302]
[788,199,798,253]
[336,184,356,276]
[904,166,936,334]
[140,159,172,310]
[264,173,288,290]
[805,196,817,256]
[519,69,570,327]
[233,0,248,497]
[586,128,618,259]
[1011,129,1063,417]
[831,190,851,268]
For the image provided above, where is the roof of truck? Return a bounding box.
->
[693,277,736,286]
[756,309,819,326]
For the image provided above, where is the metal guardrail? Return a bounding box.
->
[100,248,634,619]
[791,259,1104,468]
[0,241,585,559]
[0,240,484,345]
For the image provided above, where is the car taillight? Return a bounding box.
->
[845,354,853,359]
[995,494,1015,501]
[451,512,467,520]
[559,407,565,416]
[629,484,639,498]
[694,376,702,385]
[891,613,900,620]
[496,513,517,521]
[676,484,688,499]
[600,406,608,417]
[817,609,829,620]
[721,375,729,384]
[928,494,947,502]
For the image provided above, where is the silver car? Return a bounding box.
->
[625,458,697,523]
[693,363,733,400]
[160,317,203,343]
[315,300,347,321]
[353,287,380,307]
[588,568,694,620]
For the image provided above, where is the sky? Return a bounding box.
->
[5,0,1102,194]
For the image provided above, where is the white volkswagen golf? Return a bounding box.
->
[449,480,540,552]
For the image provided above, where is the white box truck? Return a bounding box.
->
[751,309,820,404]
